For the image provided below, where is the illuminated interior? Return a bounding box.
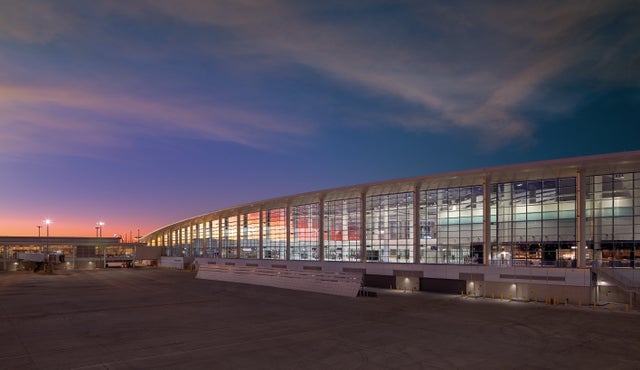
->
[142,154,640,269]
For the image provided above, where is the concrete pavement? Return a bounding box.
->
[1,268,639,369]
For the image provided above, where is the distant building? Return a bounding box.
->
[0,237,127,270]
[142,151,640,306]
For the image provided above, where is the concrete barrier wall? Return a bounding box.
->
[196,264,362,297]
[160,257,184,269]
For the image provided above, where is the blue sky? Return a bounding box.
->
[0,0,638,236]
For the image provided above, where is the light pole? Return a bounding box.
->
[97,221,105,268]
[44,219,51,237]
[43,219,52,253]
[42,219,52,272]
[37,225,42,237]
[97,221,105,238]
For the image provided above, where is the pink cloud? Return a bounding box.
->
[0,82,312,158]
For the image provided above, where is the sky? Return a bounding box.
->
[1,0,639,238]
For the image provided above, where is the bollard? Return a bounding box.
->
[626,304,629,312]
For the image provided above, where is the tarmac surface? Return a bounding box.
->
[1,268,639,369]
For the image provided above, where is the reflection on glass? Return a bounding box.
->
[240,212,260,259]
[324,198,361,262]
[586,173,639,267]
[420,186,483,264]
[207,220,220,258]
[262,208,286,260]
[366,192,414,263]
[222,216,237,258]
[491,178,576,267]
[290,203,320,261]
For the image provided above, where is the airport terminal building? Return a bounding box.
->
[142,151,640,306]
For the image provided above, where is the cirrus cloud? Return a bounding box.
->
[0,0,638,157]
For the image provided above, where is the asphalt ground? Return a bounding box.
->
[1,268,639,370]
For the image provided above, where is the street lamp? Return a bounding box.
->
[97,221,105,268]
[44,219,51,236]
[43,219,52,253]
[97,221,105,238]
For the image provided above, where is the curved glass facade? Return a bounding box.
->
[144,152,640,270]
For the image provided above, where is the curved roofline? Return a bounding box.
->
[142,150,640,240]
